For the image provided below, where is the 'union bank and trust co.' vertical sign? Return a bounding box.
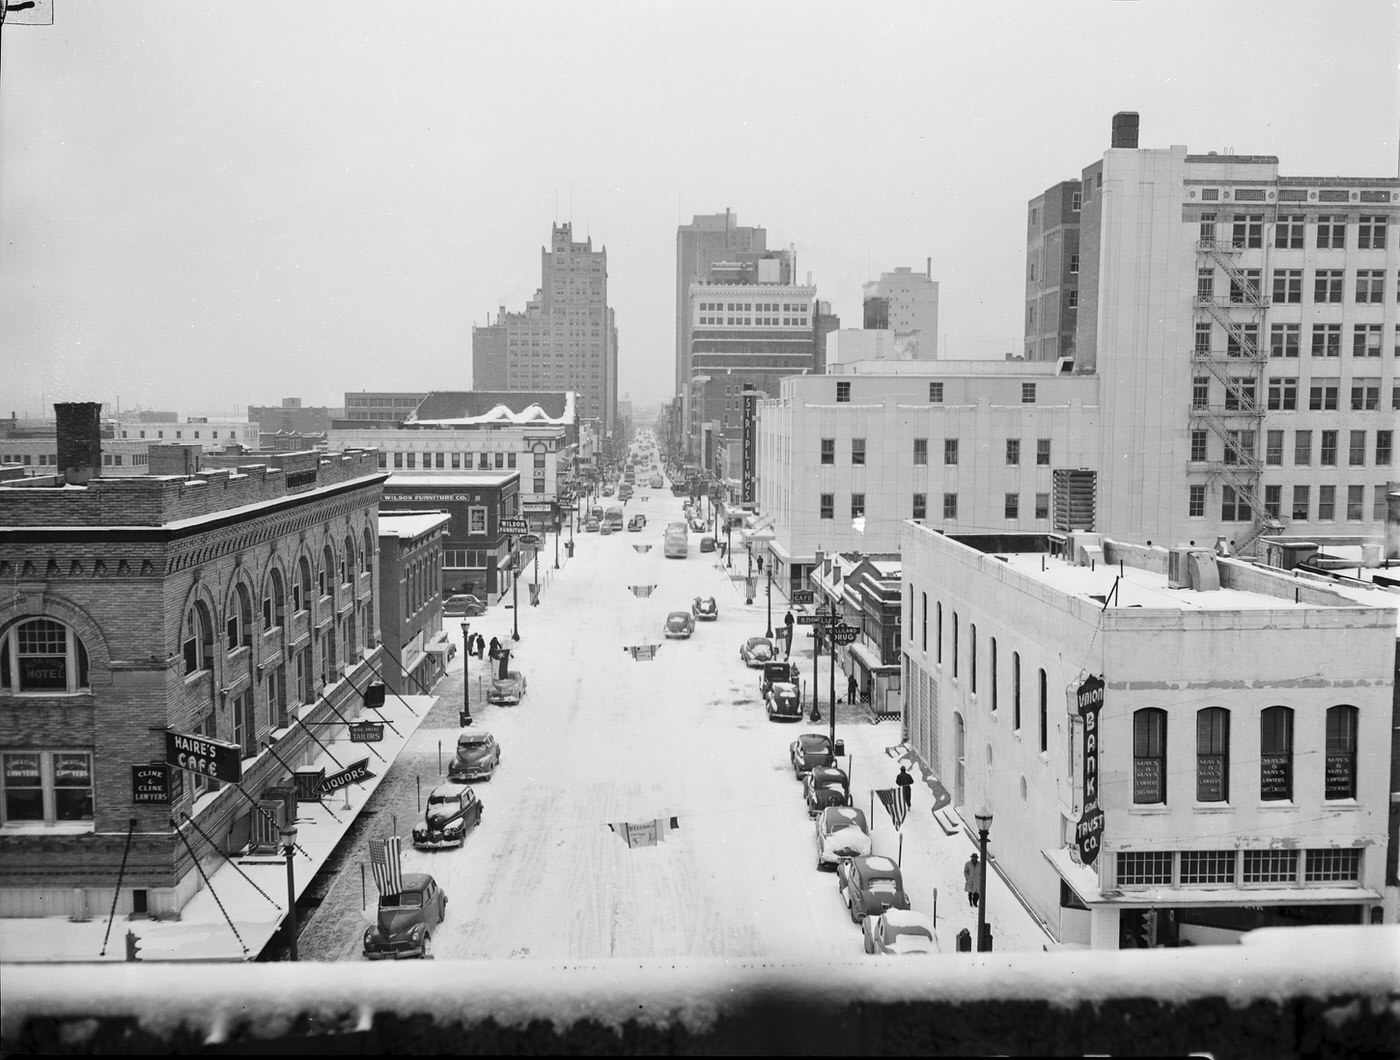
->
[1072,674,1105,867]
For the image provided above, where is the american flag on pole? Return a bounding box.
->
[876,788,908,830]
[368,835,403,895]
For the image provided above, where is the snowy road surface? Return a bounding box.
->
[298,479,1050,961]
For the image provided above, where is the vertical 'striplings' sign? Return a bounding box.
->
[1073,674,1105,867]
[741,390,756,504]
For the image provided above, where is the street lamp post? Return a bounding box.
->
[725,522,732,569]
[765,564,773,638]
[975,807,993,952]
[554,518,560,569]
[511,552,520,641]
[280,824,299,961]
[459,621,472,726]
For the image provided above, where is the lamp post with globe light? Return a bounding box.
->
[459,621,472,726]
[281,824,299,961]
[976,806,993,952]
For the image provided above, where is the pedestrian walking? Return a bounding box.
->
[846,672,858,705]
[895,764,913,811]
[488,636,501,661]
[783,611,795,658]
[964,854,981,908]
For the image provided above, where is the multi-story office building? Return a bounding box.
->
[114,419,260,449]
[675,212,786,395]
[1024,181,1082,363]
[471,223,617,438]
[341,393,429,424]
[471,314,509,390]
[0,404,385,919]
[862,266,940,359]
[688,279,817,466]
[901,525,1395,948]
[376,512,451,695]
[754,361,1100,592]
[246,399,336,436]
[1056,112,1397,553]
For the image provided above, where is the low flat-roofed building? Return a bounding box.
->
[377,512,451,695]
[901,523,1397,948]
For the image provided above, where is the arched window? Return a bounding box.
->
[1133,708,1167,804]
[1325,705,1358,800]
[226,582,253,652]
[1260,706,1293,801]
[342,534,355,586]
[1038,667,1048,753]
[361,526,374,573]
[1195,707,1229,802]
[295,556,313,612]
[952,612,959,677]
[969,623,977,693]
[934,601,941,663]
[1012,652,1021,730]
[319,544,336,599]
[0,618,91,693]
[263,567,286,630]
[182,601,214,675]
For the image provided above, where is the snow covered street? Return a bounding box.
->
[298,483,1053,961]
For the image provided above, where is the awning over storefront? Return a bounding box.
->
[847,641,898,674]
[1041,848,1378,907]
[422,633,452,656]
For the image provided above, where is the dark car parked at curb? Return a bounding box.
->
[789,732,835,777]
[363,874,447,960]
[837,855,911,924]
[412,783,484,849]
[447,731,501,782]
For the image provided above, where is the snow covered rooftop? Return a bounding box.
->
[384,473,517,488]
[405,390,575,426]
[378,511,451,539]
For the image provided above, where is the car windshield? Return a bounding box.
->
[381,892,423,910]
[427,794,461,809]
[800,736,829,751]
[460,737,488,748]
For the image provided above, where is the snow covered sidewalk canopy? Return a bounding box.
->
[4,934,1398,1055]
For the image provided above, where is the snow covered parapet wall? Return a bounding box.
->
[4,931,1399,1057]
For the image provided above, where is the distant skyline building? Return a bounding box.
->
[471,222,617,438]
[1024,181,1082,363]
[861,266,940,359]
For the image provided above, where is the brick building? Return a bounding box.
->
[377,512,451,695]
[0,404,386,919]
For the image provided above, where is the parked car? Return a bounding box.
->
[739,636,776,668]
[789,732,835,777]
[412,783,484,849]
[688,518,707,534]
[837,854,911,923]
[699,535,716,553]
[814,806,871,869]
[628,515,646,532]
[803,766,852,816]
[862,909,937,955]
[486,670,527,705]
[363,873,447,960]
[602,485,615,496]
[664,611,695,639]
[765,681,803,722]
[761,660,802,699]
[691,596,718,621]
[584,517,600,532]
[447,730,501,782]
[600,521,614,536]
[443,593,486,617]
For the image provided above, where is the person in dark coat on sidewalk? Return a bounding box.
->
[488,636,501,661]
[783,611,795,658]
[895,765,913,810]
[846,672,858,705]
[965,854,982,908]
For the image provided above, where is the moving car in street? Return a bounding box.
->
[663,524,688,559]
[699,535,716,553]
[862,910,936,955]
[739,637,776,668]
[447,730,501,782]
[487,670,527,705]
[584,517,600,532]
[837,854,911,924]
[664,610,696,639]
[363,874,447,960]
[628,514,646,532]
[412,783,484,849]
[443,593,486,617]
[789,732,835,777]
[649,474,665,489]
[691,596,718,621]
[814,806,871,869]
[765,681,802,722]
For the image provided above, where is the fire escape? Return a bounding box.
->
[1191,223,1283,554]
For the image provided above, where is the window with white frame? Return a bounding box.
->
[1,750,94,824]
[183,602,214,675]
[0,619,91,694]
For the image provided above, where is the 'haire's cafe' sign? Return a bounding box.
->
[164,730,243,784]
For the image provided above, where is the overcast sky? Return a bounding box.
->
[2,0,1396,421]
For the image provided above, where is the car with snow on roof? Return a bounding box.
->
[412,783,484,849]
[664,611,695,639]
[446,730,501,782]
[739,636,776,668]
[803,765,851,816]
[363,873,447,960]
[814,805,871,869]
[628,514,646,532]
[691,595,718,621]
[760,659,802,698]
[862,909,936,955]
[837,854,910,923]
[765,681,802,722]
[789,732,835,777]
[486,670,527,705]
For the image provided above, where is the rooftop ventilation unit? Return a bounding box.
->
[1168,547,1219,590]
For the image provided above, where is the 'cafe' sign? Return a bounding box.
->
[1072,673,1106,867]
[164,730,243,784]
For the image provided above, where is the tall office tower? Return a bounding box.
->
[1058,111,1397,552]
[472,223,617,438]
[861,267,940,359]
[1024,182,1082,362]
[675,212,786,395]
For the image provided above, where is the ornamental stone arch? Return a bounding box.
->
[0,592,112,682]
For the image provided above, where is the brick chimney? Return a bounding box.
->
[55,401,103,485]
[1111,111,1140,149]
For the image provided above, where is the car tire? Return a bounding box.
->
[422,933,433,959]
[864,935,873,954]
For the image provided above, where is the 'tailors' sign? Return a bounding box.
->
[1073,674,1105,866]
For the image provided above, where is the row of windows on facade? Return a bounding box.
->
[696,316,810,327]
[902,597,1365,806]
[120,428,249,440]
[1192,376,1398,413]
[1190,427,1392,468]
[1027,191,1084,226]
[401,550,441,619]
[819,437,1054,467]
[1197,268,1400,307]
[1027,255,1080,282]
[1191,482,1391,524]
[833,381,1042,405]
[1198,213,1389,251]
[1115,846,1361,889]
[1204,321,1396,359]
[4,452,149,468]
[819,492,1052,522]
[379,451,548,471]
[1027,292,1079,326]
[0,613,368,822]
